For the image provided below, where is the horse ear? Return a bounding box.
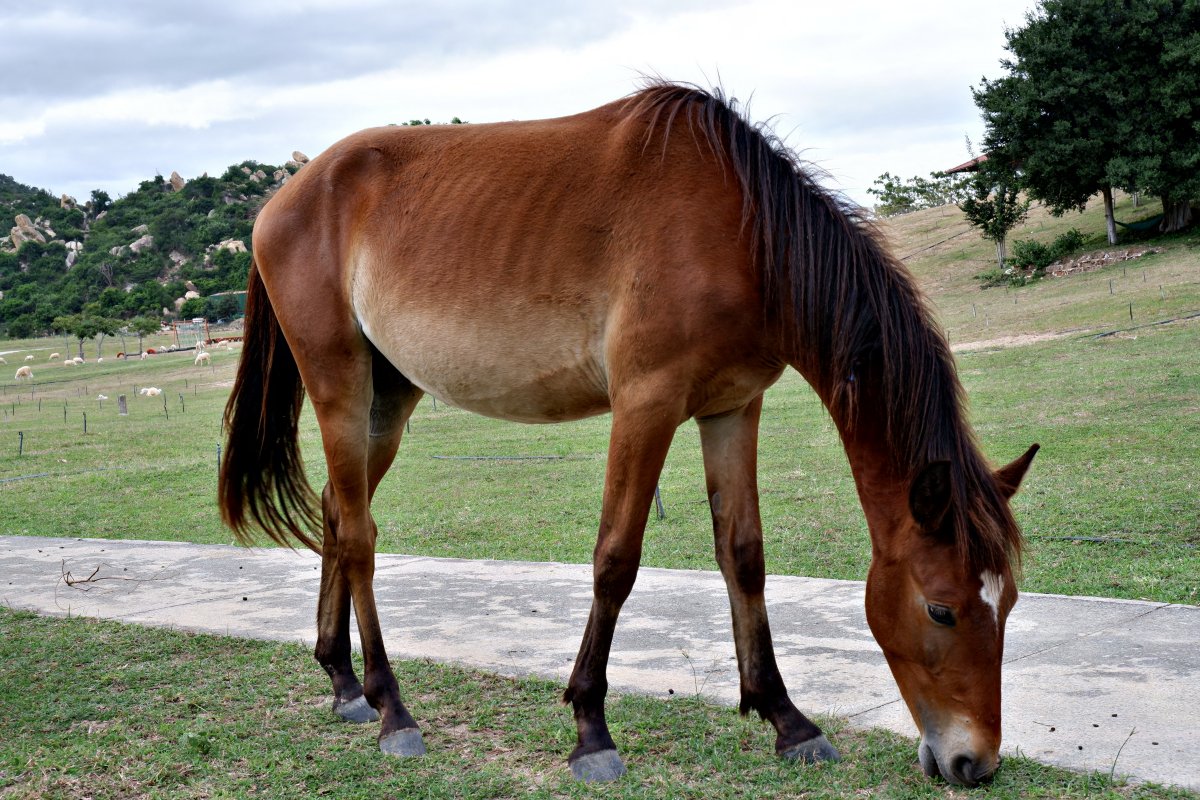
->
[910,461,952,531]
[995,443,1040,499]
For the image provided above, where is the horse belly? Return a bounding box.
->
[358,304,611,424]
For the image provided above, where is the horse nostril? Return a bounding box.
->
[950,754,979,786]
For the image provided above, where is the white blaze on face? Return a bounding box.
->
[979,570,1004,626]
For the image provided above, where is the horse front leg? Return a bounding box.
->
[697,397,840,764]
[564,394,682,782]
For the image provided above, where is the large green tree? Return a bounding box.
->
[974,0,1199,240]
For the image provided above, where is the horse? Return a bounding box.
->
[219,82,1037,787]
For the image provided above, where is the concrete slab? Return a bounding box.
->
[1,535,1196,792]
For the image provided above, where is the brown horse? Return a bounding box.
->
[219,82,1037,786]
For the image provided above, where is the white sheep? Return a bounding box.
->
[73,356,84,365]
[140,387,162,397]
[63,359,76,366]
[0,357,7,365]
[97,394,108,401]
[24,354,34,362]
[195,351,211,366]
[49,352,61,360]
[14,366,33,380]
[97,357,104,363]
[140,352,148,360]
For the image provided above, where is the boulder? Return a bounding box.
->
[216,238,247,254]
[184,290,200,300]
[130,223,150,235]
[129,234,154,254]
[11,213,46,248]
[10,225,45,249]
[168,250,189,266]
[170,171,186,191]
[292,150,309,163]
[60,194,77,210]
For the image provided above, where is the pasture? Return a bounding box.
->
[1,294,1196,604]
[1,195,1197,798]
[3,608,1194,799]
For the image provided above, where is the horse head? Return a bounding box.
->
[863,444,1037,786]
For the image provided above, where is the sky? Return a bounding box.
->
[1,0,1038,210]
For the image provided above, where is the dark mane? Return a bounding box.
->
[625,81,1022,571]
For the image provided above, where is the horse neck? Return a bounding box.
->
[838,408,914,560]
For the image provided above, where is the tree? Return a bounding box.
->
[89,189,112,215]
[958,165,1030,269]
[128,316,161,354]
[867,171,970,217]
[974,0,1199,239]
[92,316,120,358]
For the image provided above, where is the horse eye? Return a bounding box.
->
[927,604,956,627]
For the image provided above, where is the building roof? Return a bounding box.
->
[943,154,989,174]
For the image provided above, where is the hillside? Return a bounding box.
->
[0,155,308,337]
[878,192,1200,345]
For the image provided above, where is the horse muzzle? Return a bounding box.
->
[918,737,998,787]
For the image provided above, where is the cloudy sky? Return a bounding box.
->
[2,0,1036,209]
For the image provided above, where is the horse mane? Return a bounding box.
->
[624,81,1022,572]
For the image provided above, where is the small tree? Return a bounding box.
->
[128,316,161,354]
[959,169,1030,270]
[93,316,120,359]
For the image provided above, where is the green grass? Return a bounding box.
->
[3,319,1196,603]
[2,607,1193,800]
[1,194,1197,605]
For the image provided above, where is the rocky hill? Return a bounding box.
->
[0,152,310,338]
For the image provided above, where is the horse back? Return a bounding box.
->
[253,99,782,422]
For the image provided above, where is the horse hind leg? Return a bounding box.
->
[697,397,840,764]
[307,345,425,755]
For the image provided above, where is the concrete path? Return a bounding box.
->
[2,535,1196,792]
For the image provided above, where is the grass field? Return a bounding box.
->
[3,608,1194,800]
[1,196,1197,797]
[2,206,1197,603]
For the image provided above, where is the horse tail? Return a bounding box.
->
[218,259,321,553]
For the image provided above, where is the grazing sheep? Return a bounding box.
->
[0,357,7,365]
[15,366,33,380]
[194,351,211,366]
[24,354,34,362]
[139,387,162,397]
[97,357,104,363]
[49,352,61,360]
[73,356,84,365]
[98,394,108,401]
[140,352,148,360]
[63,359,76,366]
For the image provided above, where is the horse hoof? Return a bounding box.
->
[379,728,426,757]
[334,695,379,723]
[781,734,841,764]
[570,749,627,783]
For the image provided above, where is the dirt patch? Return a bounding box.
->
[951,331,1075,353]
